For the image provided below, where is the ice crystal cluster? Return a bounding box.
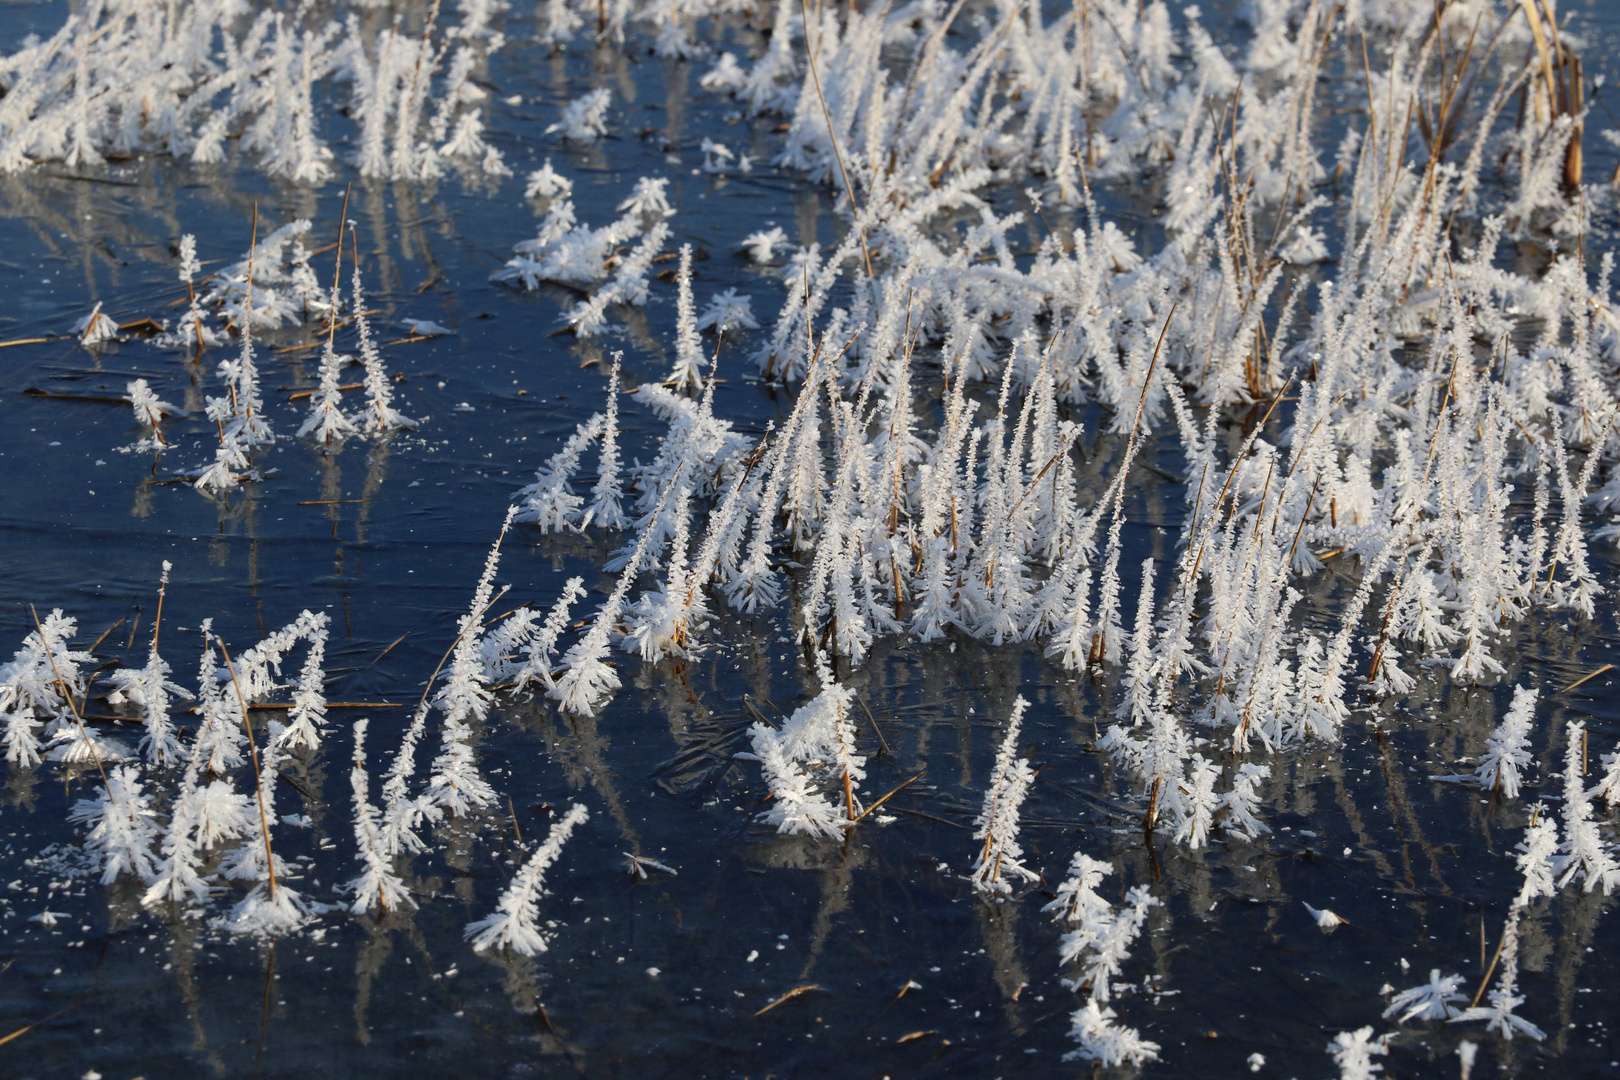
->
[6,0,1620,1069]
[102,214,415,493]
[7,531,594,944]
[0,0,508,181]
[1044,851,1161,1066]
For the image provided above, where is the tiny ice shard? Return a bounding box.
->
[1304,902,1344,930]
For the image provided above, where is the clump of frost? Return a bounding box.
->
[739,227,787,262]
[1046,850,1159,1066]
[546,88,611,141]
[1555,720,1620,894]
[123,379,179,452]
[216,729,309,939]
[697,289,758,335]
[346,717,413,916]
[492,178,672,336]
[1451,907,1545,1041]
[745,657,863,839]
[969,695,1038,895]
[349,229,417,434]
[1304,903,1345,930]
[1326,1027,1388,1079]
[425,510,513,817]
[2,609,92,767]
[106,561,190,768]
[1065,1000,1161,1068]
[466,803,588,955]
[297,227,358,446]
[514,413,606,532]
[1475,685,1537,798]
[69,765,160,886]
[1383,969,1465,1023]
[525,158,572,200]
[76,302,119,347]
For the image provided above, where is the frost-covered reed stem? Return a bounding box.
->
[1476,685,1536,799]
[349,222,415,433]
[970,695,1038,895]
[587,354,627,530]
[426,509,514,816]
[551,482,674,716]
[1556,719,1619,894]
[668,245,705,392]
[28,603,104,786]
[392,0,442,180]
[381,555,515,854]
[348,717,413,915]
[797,0,871,278]
[299,188,357,444]
[213,635,278,903]
[114,560,188,768]
[465,803,588,955]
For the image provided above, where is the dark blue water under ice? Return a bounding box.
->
[3,1,1620,1076]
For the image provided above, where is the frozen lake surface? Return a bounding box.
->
[3,0,1620,1076]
